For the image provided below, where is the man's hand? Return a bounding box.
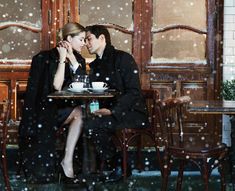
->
[93,108,112,116]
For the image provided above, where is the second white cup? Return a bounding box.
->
[92,82,107,89]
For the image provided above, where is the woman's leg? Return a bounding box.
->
[61,106,83,178]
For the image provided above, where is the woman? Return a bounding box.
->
[19,22,86,183]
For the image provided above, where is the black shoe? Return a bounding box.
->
[64,177,80,185]
[58,165,80,186]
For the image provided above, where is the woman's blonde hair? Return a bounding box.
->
[58,22,85,41]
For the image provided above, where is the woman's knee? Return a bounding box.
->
[71,106,82,120]
[64,106,82,124]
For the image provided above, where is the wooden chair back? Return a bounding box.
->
[0,100,11,142]
[142,89,159,130]
[0,100,12,191]
[155,96,191,147]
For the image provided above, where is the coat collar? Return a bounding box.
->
[96,44,115,61]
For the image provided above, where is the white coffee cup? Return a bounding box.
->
[69,82,84,91]
[92,82,107,89]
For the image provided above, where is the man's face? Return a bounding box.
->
[85,31,102,54]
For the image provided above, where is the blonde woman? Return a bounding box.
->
[19,22,86,183]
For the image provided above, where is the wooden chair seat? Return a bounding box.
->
[168,143,227,158]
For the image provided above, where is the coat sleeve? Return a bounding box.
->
[110,53,144,120]
[19,54,45,137]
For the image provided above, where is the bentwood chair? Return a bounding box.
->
[114,89,163,179]
[157,96,228,191]
[0,100,11,191]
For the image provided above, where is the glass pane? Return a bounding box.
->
[109,29,132,54]
[152,0,206,31]
[79,0,133,29]
[182,82,207,100]
[1,0,41,24]
[152,29,206,61]
[0,27,41,60]
[0,0,41,60]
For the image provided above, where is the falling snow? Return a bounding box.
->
[0,0,231,190]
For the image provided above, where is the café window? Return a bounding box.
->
[79,0,133,55]
[151,0,207,64]
[0,0,41,61]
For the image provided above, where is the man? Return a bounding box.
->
[85,25,149,182]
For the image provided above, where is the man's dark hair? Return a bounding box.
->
[86,25,111,45]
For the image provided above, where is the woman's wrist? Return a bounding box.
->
[67,54,77,63]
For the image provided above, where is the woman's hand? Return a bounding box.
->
[93,108,112,116]
[57,40,78,69]
[56,46,67,63]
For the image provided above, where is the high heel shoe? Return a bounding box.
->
[58,165,80,185]
[60,161,74,178]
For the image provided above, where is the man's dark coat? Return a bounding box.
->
[86,44,149,160]
[89,44,148,124]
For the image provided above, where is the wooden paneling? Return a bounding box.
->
[0,67,29,121]
[141,0,224,143]
[0,67,29,145]
[150,81,176,100]
[0,81,9,102]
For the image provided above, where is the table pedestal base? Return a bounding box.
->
[82,135,97,174]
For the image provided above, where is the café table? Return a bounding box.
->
[48,89,116,174]
[188,100,235,190]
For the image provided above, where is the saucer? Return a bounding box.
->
[89,87,108,92]
[67,88,87,92]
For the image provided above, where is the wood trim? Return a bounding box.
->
[57,0,64,29]
[133,0,142,67]
[214,0,224,100]
[141,0,152,67]
[152,25,207,34]
[41,0,50,50]
[140,0,152,88]
[207,0,215,73]
[0,22,41,33]
[50,0,57,48]
[63,0,69,23]
[145,64,211,73]
[70,0,79,22]
[0,65,30,72]
[100,23,134,34]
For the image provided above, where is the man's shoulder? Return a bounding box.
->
[114,49,134,62]
[114,49,131,56]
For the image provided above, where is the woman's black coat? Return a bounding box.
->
[18,48,86,183]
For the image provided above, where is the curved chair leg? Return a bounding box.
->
[176,160,185,191]
[218,163,226,191]
[136,134,143,171]
[1,134,11,191]
[202,159,209,191]
[154,141,163,175]
[161,156,171,191]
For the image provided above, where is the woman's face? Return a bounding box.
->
[70,31,86,53]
